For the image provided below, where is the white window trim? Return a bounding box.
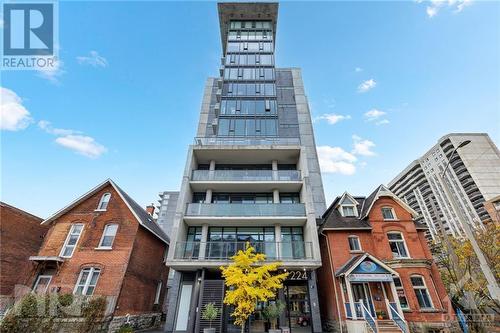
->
[97,224,118,249]
[340,204,358,217]
[154,281,162,304]
[387,231,411,259]
[393,277,410,310]
[59,224,84,258]
[33,275,52,293]
[95,192,111,211]
[410,275,434,310]
[73,267,101,296]
[381,206,397,220]
[347,235,362,252]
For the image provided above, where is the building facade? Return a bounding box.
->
[156,191,180,237]
[388,133,500,239]
[165,3,326,333]
[317,185,455,333]
[28,180,170,331]
[0,202,47,314]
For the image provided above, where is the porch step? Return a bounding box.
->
[377,320,402,333]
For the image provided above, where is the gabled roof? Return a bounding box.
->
[42,179,169,245]
[320,185,422,231]
[336,192,360,207]
[0,201,43,221]
[335,252,399,277]
[360,184,418,219]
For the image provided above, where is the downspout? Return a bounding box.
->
[321,230,343,333]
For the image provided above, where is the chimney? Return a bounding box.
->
[146,203,155,216]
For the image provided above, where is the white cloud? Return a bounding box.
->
[55,135,107,159]
[38,120,106,158]
[0,87,33,131]
[317,146,357,175]
[357,79,377,93]
[422,0,473,17]
[314,113,351,125]
[352,135,376,156]
[355,67,363,72]
[37,58,65,83]
[364,109,386,120]
[77,51,108,68]
[376,119,390,126]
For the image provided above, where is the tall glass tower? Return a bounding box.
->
[166,3,326,333]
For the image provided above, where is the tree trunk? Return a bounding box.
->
[240,323,245,333]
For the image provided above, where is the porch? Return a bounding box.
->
[336,254,409,333]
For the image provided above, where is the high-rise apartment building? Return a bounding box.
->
[156,191,180,237]
[165,3,326,333]
[389,133,500,239]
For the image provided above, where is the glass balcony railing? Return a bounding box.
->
[194,137,300,146]
[191,170,301,181]
[173,241,313,260]
[185,203,306,217]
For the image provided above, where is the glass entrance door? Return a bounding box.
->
[284,284,312,333]
[351,283,375,317]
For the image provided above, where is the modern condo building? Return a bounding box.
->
[165,3,326,333]
[388,133,500,239]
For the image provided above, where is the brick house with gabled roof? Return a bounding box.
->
[0,202,48,314]
[317,185,455,333]
[27,179,169,331]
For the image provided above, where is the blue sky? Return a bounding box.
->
[1,0,499,218]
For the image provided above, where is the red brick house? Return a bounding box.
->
[317,185,455,333]
[0,202,47,314]
[28,179,169,330]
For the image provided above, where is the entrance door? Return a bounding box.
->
[351,283,375,317]
[285,284,312,333]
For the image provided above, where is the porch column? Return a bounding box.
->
[199,224,209,260]
[389,280,404,317]
[345,277,357,320]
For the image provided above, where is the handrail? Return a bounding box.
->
[388,302,408,333]
[359,301,377,333]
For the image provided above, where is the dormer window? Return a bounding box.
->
[381,207,396,220]
[342,206,356,217]
[339,195,358,217]
[96,193,111,211]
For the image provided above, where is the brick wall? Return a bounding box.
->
[115,227,169,315]
[0,202,47,310]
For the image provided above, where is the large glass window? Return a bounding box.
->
[281,227,305,259]
[207,227,275,258]
[411,276,433,309]
[74,267,100,296]
[60,224,84,258]
[387,232,409,258]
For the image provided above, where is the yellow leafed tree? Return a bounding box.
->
[220,243,288,333]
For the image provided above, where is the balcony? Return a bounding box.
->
[194,137,300,146]
[173,241,313,261]
[192,170,301,181]
[184,203,306,224]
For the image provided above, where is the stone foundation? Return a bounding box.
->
[322,319,342,332]
[108,313,162,333]
[408,321,461,333]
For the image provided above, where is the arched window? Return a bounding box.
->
[74,267,101,296]
[97,193,111,210]
[410,275,433,309]
[387,232,410,258]
[348,235,361,252]
[60,223,84,258]
[98,224,118,248]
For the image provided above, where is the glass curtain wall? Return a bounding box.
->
[219,20,277,137]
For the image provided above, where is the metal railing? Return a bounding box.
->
[185,203,306,217]
[173,241,313,260]
[359,301,377,333]
[191,169,301,182]
[388,302,408,333]
[194,137,300,146]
